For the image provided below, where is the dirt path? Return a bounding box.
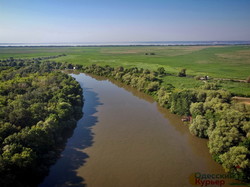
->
[214,78,247,83]
[232,96,250,105]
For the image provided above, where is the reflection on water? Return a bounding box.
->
[40,76,103,187]
[40,73,235,187]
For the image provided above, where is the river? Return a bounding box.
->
[40,73,233,187]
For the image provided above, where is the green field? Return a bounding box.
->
[0,45,249,96]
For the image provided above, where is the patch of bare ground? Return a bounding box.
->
[214,78,247,82]
[196,60,209,64]
[233,96,250,105]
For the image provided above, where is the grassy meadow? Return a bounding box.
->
[0,45,249,96]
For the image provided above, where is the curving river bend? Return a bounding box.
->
[40,73,234,187]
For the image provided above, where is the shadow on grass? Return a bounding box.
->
[39,88,102,187]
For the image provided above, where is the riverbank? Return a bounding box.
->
[79,65,250,183]
[41,73,240,187]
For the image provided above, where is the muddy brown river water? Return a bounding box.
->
[40,73,235,187]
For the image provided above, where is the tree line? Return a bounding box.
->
[0,57,83,186]
[82,64,250,182]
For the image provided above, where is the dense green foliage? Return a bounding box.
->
[0,57,83,186]
[81,64,250,182]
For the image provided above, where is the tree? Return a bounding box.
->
[196,91,207,102]
[208,120,243,156]
[130,76,139,88]
[136,77,147,91]
[115,66,124,72]
[122,73,132,85]
[8,108,32,127]
[170,90,196,115]
[201,83,219,90]
[0,122,18,144]
[9,147,36,168]
[178,68,186,77]
[157,87,170,107]
[190,102,204,117]
[157,67,166,76]
[29,103,47,123]
[56,102,73,120]
[146,81,160,92]
[143,69,150,74]
[189,115,209,138]
[67,63,74,69]
[219,146,250,181]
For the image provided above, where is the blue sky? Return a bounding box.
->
[0,0,250,43]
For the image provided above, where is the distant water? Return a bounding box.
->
[1,41,250,47]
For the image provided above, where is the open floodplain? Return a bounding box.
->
[0,45,249,96]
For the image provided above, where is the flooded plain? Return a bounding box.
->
[40,73,232,187]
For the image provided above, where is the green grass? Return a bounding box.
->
[218,81,250,97]
[162,76,203,90]
[1,45,249,79]
[0,45,249,96]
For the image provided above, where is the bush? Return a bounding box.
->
[189,115,209,138]
[146,81,160,92]
[178,68,186,77]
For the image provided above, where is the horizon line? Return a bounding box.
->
[1,40,250,44]
[1,41,250,47]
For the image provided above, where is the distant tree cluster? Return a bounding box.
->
[0,58,83,186]
[145,52,156,55]
[0,54,66,64]
[0,55,82,76]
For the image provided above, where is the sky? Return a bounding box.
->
[0,0,250,43]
